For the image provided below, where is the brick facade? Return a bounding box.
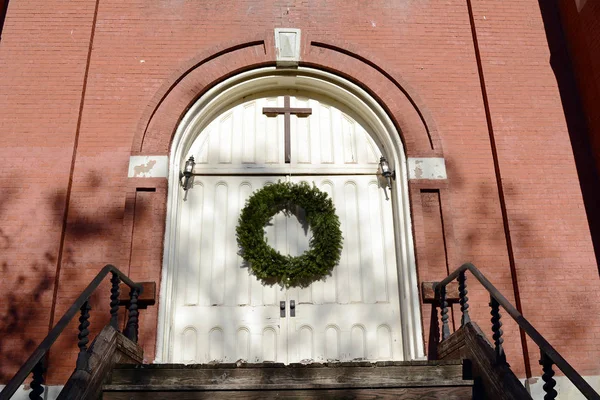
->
[0,0,598,385]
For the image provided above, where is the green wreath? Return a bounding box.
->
[236,181,343,288]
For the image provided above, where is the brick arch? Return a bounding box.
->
[131,35,274,155]
[302,37,442,157]
[133,34,442,158]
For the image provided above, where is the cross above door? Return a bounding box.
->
[263,96,312,163]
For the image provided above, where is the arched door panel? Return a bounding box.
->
[169,94,408,363]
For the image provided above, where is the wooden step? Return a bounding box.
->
[102,360,473,399]
[102,387,473,399]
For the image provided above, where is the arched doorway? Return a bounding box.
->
[157,68,424,363]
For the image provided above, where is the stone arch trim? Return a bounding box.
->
[133,34,442,158]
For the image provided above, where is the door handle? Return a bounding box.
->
[290,300,296,317]
[280,301,286,317]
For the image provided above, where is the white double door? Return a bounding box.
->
[172,174,404,364]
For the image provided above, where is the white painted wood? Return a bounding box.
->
[172,95,403,364]
[173,176,287,364]
[189,97,380,175]
[182,327,197,362]
[237,328,251,361]
[160,69,424,364]
[377,325,393,359]
[172,174,402,363]
[351,325,366,360]
[287,175,403,363]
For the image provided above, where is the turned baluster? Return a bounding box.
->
[124,286,140,343]
[540,350,558,400]
[439,284,450,340]
[109,272,120,329]
[76,301,91,371]
[489,296,507,365]
[458,271,471,326]
[28,359,45,400]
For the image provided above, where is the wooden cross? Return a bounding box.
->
[263,96,312,163]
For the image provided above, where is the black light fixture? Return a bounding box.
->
[379,156,396,188]
[179,156,195,191]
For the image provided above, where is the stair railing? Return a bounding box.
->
[433,262,600,400]
[0,264,144,400]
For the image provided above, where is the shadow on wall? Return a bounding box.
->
[0,257,53,381]
[0,170,148,381]
[0,185,55,381]
[425,164,591,376]
[537,0,600,274]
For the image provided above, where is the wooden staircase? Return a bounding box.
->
[101,360,475,399]
[3,263,598,400]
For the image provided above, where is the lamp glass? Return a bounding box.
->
[184,157,195,174]
[379,156,391,176]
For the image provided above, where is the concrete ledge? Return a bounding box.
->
[408,158,446,180]
[128,156,168,178]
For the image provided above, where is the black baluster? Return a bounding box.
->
[440,284,450,340]
[76,301,91,371]
[489,296,507,365]
[110,272,120,330]
[29,359,45,400]
[458,271,471,326]
[540,351,558,400]
[124,286,140,343]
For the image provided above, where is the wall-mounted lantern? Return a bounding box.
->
[179,156,195,191]
[379,156,396,188]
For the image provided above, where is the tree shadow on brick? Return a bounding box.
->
[0,260,53,381]
[0,170,150,383]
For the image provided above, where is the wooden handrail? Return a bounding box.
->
[0,264,143,400]
[434,262,600,400]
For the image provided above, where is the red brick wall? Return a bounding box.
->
[469,0,600,377]
[0,0,99,382]
[0,0,598,385]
